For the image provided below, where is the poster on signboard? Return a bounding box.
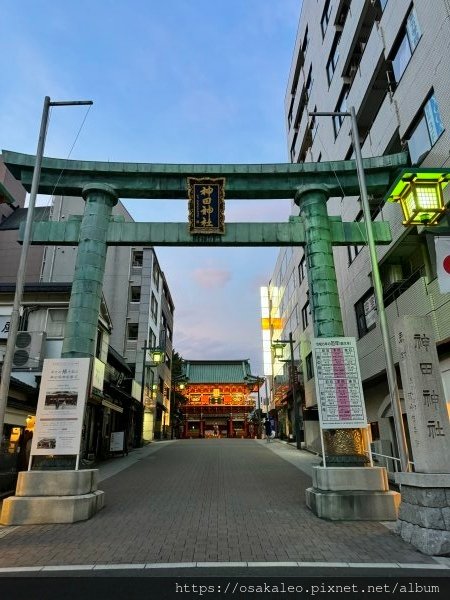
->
[30,357,91,456]
[110,431,124,452]
[311,337,367,429]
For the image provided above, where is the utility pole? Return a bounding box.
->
[0,97,93,438]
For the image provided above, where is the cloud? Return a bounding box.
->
[193,267,231,289]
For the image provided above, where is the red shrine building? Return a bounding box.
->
[179,360,258,438]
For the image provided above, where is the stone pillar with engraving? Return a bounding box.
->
[394,315,450,555]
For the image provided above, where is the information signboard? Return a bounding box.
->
[30,358,91,457]
[311,337,367,429]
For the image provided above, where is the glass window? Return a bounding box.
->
[130,286,141,303]
[424,94,444,145]
[132,251,143,267]
[46,309,67,338]
[305,66,313,100]
[408,93,445,164]
[301,301,310,330]
[152,265,160,290]
[302,26,309,55]
[321,0,332,38]
[127,323,139,340]
[151,293,158,323]
[355,290,377,338]
[392,7,421,82]
[348,211,363,264]
[326,33,341,85]
[298,256,306,284]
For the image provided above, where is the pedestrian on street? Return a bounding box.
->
[264,418,272,442]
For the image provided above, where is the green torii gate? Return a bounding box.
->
[3,149,408,464]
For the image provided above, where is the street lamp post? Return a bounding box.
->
[272,332,303,450]
[309,106,410,472]
[171,374,188,439]
[140,342,164,445]
[0,96,93,440]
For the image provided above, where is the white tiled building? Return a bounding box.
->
[265,0,450,462]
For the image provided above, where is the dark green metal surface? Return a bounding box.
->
[23,218,392,246]
[3,150,408,199]
[61,184,118,359]
[296,186,344,338]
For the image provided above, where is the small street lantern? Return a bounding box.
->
[272,342,285,360]
[150,348,164,364]
[386,170,450,226]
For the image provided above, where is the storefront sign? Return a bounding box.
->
[92,357,105,392]
[30,358,91,457]
[311,337,367,429]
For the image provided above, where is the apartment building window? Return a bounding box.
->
[302,26,309,54]
[290,131,298,161]
[132,251,143,267]
[305,66,313,100]
[298,256,306,284]
[130,286,141,303]
[149,330,157,349]
[153,266,160,290]
[355,290,377,338]
[305,352,314,380]
[391,7,421,83]
[406,92,444,164]
[301,300,310,330]
[321,0,332,38]
[326,33,341,85]
[46,309,67,338]
[333,87,349,138]
[348,211,363,264]
[151,292,158,323]
[127,323,139,340]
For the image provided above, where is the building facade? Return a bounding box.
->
[264,0,450,462]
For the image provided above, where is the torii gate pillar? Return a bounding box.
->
[62,183,118,359]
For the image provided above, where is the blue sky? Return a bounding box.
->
[1,0,301,375]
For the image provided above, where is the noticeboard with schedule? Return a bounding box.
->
[311,337,367,429]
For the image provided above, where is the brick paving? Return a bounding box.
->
[0,439,437,567]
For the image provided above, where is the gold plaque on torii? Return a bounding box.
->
[188,177,225,234]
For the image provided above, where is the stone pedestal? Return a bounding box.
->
[395,472,450,556]
[0,469,105,525]
[306,466,400,520]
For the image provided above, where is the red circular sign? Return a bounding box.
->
[443,255,450,274]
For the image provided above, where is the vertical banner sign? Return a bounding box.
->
[188,177,225,234]
[30,358,91,457]
[435,237,450,293]
[394,315,450,473]
[311,337,367,429]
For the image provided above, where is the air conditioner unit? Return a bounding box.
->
[385,264,404,287]
[12,331,46,371]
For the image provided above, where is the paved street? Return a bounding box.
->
[0,439,447,570]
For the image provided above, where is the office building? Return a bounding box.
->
[264,0,450,462]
